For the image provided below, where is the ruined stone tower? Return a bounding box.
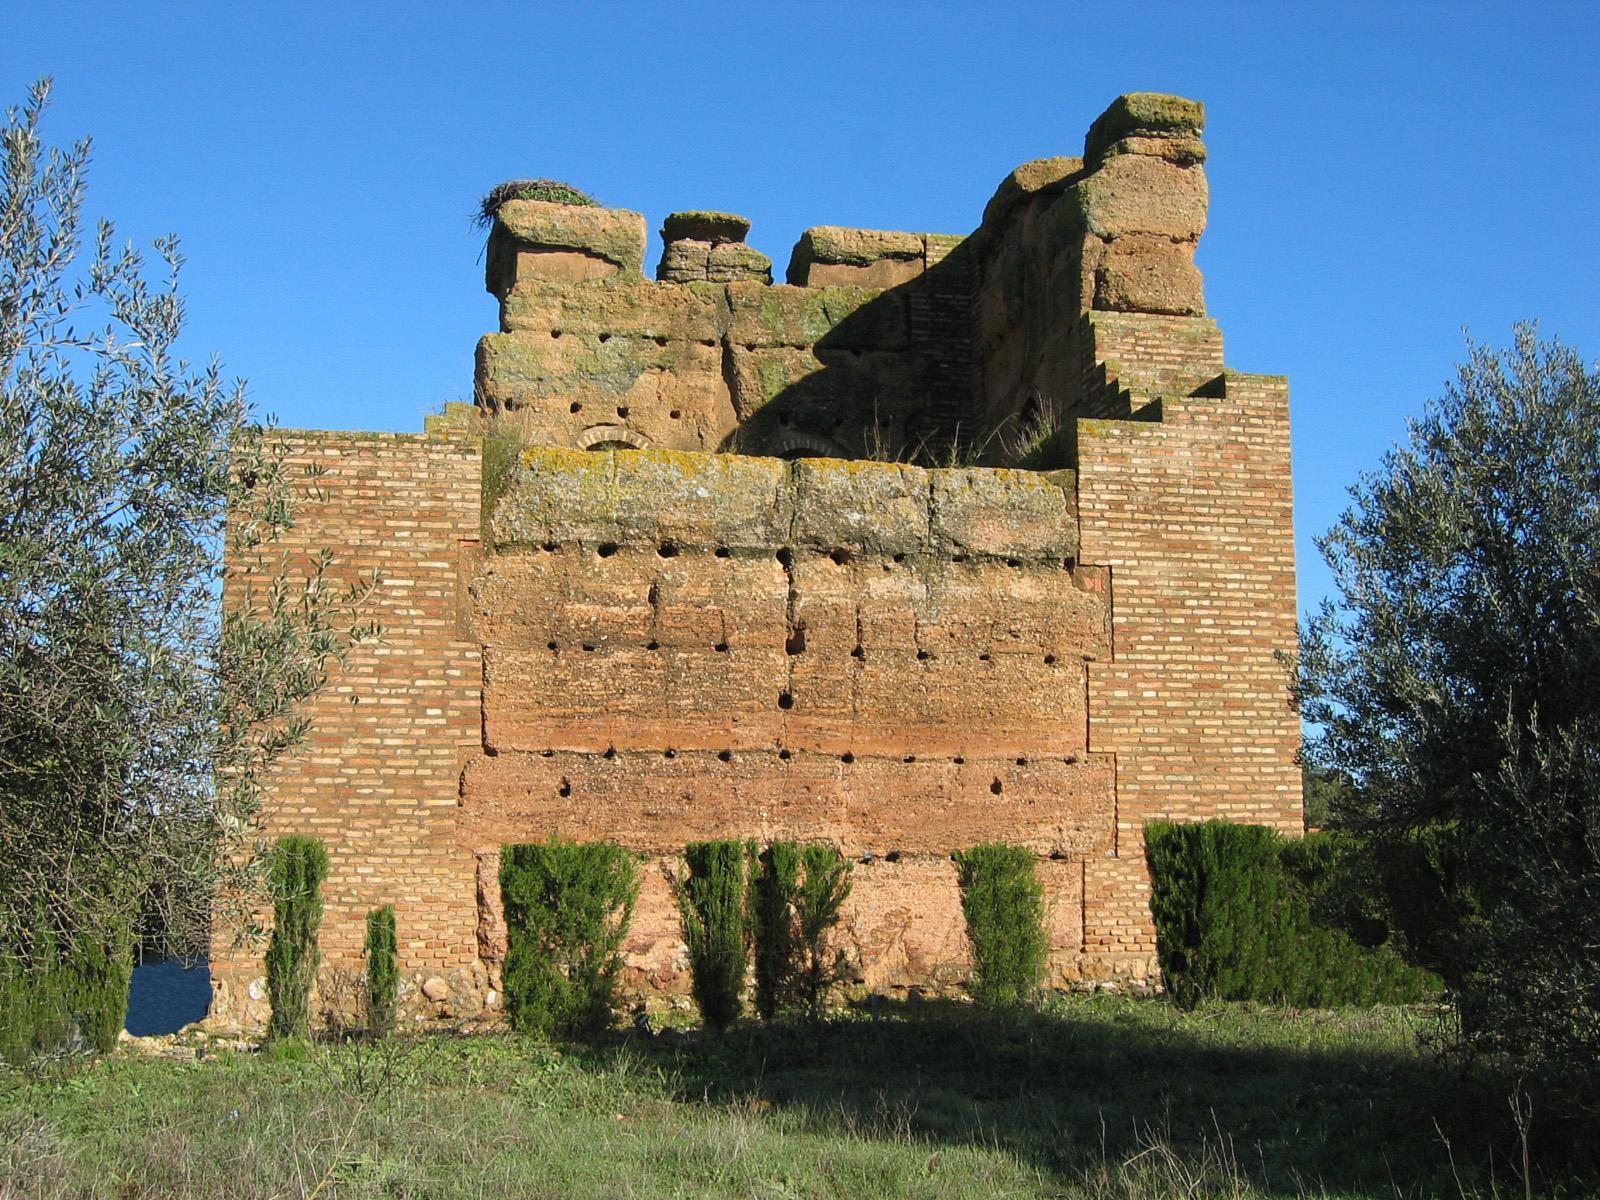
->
[210,94,1300,1025]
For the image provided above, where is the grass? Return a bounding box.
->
[1,994,1591,1199]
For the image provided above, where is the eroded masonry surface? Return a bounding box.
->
[211,93,1300,1026]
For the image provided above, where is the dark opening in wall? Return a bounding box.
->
[777,691,794,710]
[657,543,679,558]
[597,543,618,557]
[991,779,1004,795]
[717,750,733,763]
[785,628,807,655]
[558,778,572,797]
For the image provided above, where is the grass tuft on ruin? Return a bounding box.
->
[476,178,598,226]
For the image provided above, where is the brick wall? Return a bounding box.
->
[210,428,483,1026]
[1077,371,1303,969]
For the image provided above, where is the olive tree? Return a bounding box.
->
[1298,324,1599,1074]
[0,80,373,1051]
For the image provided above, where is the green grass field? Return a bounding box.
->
[1,995,1588,1199]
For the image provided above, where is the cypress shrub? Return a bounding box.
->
[0,920,134,1061]
[794,844,852,1019]
[1145,820,1441,1007]
[752,842,801,1020]
[265,835,329,1041]
[364,905,398,1038]
[954,843,1048,1007]
[751,843,854,1020]
[675,839,750,1033]
[499,839,638,1037]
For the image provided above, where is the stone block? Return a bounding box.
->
[929,467,1079,560]
[1084,92,1205,163]
[656,239,711,283]
[790,458,930,556]
[725,283,907,351]
[499,277,728,342]
[661,210,751,244]
[982,156,1084,229]
[490,446,791,551]
[1094,235,1206,316]
[787,226,925,287]
[492,199,647,273]
[1070,152,1208,242]
[706,242,772,283]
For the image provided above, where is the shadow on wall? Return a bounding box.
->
[716,240,985,470]
[719,236,985,466]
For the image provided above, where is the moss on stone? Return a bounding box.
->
[495,200,647,272]
[797,226,924,268]
[1084,93,1204,162]
[662,211,751,244]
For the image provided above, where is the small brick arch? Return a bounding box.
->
[768,431,846,460]
[579,423,651,451]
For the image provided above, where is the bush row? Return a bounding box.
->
[1145,820,1441,1007]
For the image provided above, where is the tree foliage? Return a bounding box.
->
[0,80,374,1051]
[1299,325,1600,1071]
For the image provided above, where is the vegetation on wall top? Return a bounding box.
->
[477,178,599,226]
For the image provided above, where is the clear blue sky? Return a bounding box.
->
[5,2,1597,617]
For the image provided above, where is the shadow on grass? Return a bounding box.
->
[578,996,1592,1199]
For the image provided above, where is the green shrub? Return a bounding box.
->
[364,906,398,1038]
[794,845,852,1018]
[499,840,638,1037]
[265,836,329,1042]
[675,840,751,1033]
[0,923,134,1062]
[751,843,854,1020]
[954,844,1048,1007]
[1144,820,1441,1007]
[752,842,801,1021]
